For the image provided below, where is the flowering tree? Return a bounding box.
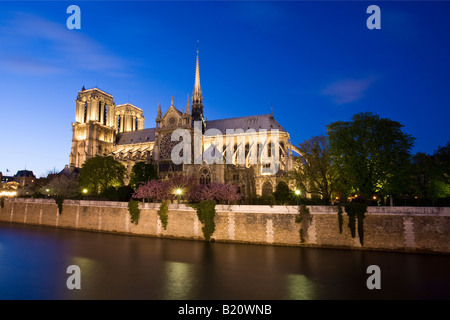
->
[134,174,196,202]
[134,176,242,204]
[133,180,164,201]
[190,182,242,203]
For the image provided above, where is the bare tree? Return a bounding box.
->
[290,135,335,204]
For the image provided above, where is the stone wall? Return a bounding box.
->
[1,198,449,254]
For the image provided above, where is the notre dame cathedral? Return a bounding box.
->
[69,49,299,199]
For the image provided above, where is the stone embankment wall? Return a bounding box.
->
[1,198,449,254]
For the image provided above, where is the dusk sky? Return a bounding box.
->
[1,1,449,178]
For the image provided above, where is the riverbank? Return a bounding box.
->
[1,198,449,254]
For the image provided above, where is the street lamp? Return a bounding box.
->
[175,188,182,204]
[294,189,301,206]
[0,190,17,197]
[82,189,88,200]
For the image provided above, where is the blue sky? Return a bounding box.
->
[0,1,449,178]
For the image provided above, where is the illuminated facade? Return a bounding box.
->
[69,50,299,198]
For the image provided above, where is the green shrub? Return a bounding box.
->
[295,204,311,243]
[101,186,134,201]
[159,200,169,230]
[337,205,343,234]
[191,200,216,241]
[344,202,367,246]
[128,199,140,225]
[260,194,275,206]
[55,197,64,215]
[273,181,291,204]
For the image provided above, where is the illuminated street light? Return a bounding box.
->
[0,190,17,197]
[82,188,88,200]
[175,188,182,204]
[294,189,301,206]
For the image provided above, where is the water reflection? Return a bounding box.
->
[286,274,319,300]
[0,222,449,300]
[164,262,193,300]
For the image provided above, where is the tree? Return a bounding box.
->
[427,141,450,202]
[78,156,126,195]
[327,112,415,202]
[190,182,242,203]
[134,178,242,204]
[129,162,158,190]
[434,141,450,185]
[41,174,79,199]
[18,177,49,197]
[410,153,430,198]
[273,181,291,204]
[289,135,335,204]
[409,142,450,203]
[134,174,196,202]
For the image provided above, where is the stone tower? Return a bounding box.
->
[69,87,116,168]
[69,87,145,169]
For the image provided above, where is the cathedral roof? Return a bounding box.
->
[116,128,156,145]
[115,114,285,145]
[204,114,285,135]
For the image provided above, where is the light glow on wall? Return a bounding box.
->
[0,190,17,197]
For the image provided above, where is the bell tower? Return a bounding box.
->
[69,87,117,168]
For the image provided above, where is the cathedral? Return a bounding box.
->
[69,49,299,199]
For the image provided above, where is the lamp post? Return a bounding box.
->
[294,189,301,206]
[82,189,88,200]
[175,188,182,204]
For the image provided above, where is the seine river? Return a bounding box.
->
[0,221,449,300]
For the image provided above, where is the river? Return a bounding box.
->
[0,221,449,300]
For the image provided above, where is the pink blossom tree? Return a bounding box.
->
[134,174,197,202]
[190,182,242,204]
[134,175,242,204]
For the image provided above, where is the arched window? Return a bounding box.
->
[200,168,211,185]
[135,118,139,131]
[245,143,249,163]
[83,102,87,123]
[117,115,121,131]
[104,104,108,125]
[261,181,273,195]
[257,143,265,160]
[98,101,102,122]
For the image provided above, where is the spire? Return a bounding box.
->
[156,99,162,120]
[193,41,203,105]
[186,94,191,115]
[192,41,204,126]
[171,96,174,106]
[194,43,201,95]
